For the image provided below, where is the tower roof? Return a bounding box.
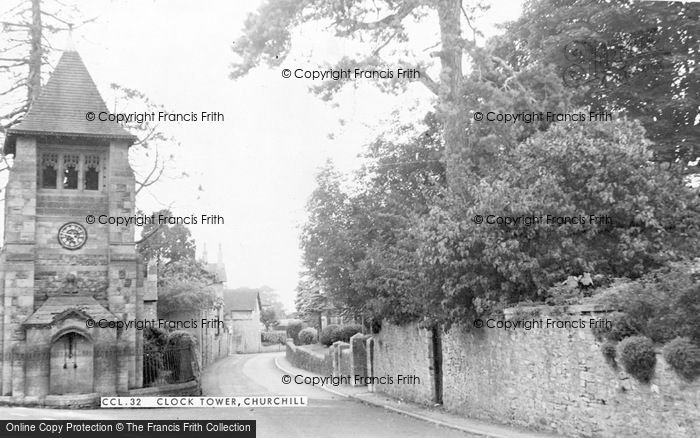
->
[4,48,136,154]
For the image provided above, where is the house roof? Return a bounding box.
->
[4,48,136,154]
[223,289,261,312]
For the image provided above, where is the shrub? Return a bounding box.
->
[143,326,169,351]
[286,321,304,344]
[617,336,656,383]
[605,312,642,342]
[298,327,318,345]
[663,337,700,381]
[166,330,197,349]
[337,324,363,342]
[601,340,618,369]
[320,324,341,346]
[261,330,287,345]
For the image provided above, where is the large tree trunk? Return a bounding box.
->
[436,0,466,190]
[27,0,43,105]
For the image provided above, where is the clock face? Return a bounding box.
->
[57,222,87,250]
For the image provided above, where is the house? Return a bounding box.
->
[223,289,262,353]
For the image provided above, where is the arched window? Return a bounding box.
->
[62,154,79,189]
[41,153,58,188]
[84,155,100,190]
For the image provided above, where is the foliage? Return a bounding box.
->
[155,259,218,316]
[286,321,304,344]
[617,336,656,383]
[298,327,318,345]
[260,307,279,331]
[261,331,287,345]
[601,341,618,369]
[295,274,329,328]
[662,337,700,381]
[137,209,196,264]
[166,330,197,349]
[143,326,169,351]
[320,324,341,347]
[337,324,363,343]
[594,262,700,344]
[287,1,700,328]
[499,0,700,171]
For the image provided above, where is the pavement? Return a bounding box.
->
[274,353,563,438]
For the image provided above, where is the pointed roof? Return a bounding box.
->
[223,289,261,312]
[4,48,135,153]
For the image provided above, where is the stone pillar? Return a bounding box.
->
[349,333,368,386]
[365,337,375,392]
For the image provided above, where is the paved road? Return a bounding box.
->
[0,352,476,438]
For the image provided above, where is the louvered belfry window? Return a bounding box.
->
[39,151,104,191]
[41,153,58,189]
[84,155,100,190]
[63,154,79,189]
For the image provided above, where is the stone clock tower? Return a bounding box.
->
[0,46,156,405]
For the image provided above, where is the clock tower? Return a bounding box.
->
[0,46,156,404]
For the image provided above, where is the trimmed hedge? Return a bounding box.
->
[663,337,700,381]
[298,327,318,345]
[337,324,363,342]
[261,330,287,345]
[601,340,617,369]
[286,321,304,344]
[286,342,332,375]
[617,336,656,383]
[320,324,341,346]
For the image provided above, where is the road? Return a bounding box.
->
[0,352,476,437]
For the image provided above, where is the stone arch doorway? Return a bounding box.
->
[49,331,94,394]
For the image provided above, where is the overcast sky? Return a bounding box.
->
[2,0,525,311]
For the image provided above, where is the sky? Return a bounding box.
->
[1,0,525,312]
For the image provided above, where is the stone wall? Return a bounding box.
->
[285,341,332,376]
[374,316,700,438]
[372,322,435,405]
[441,316,700,438]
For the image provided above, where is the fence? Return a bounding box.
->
[143,346,200,387]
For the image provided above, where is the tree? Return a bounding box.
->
[497,0,700,171]
[136,211,217,316]
[416,118,700,323]
[136,209,196,264]
[260,307,278,330]
[230,0,495,188]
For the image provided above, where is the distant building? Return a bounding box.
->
[223,289,262,353]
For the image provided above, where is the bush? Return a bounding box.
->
[143,326,169,351]
[298,327,318,345]
[166,330,197,349]
[604,312,641,342]
[286,321,304,344]
[617,336,656,383]
[601,340,618,369]
[663,337,700,381]
[261,331,287,345]
[337,324,363,342]
[594,263,700,344]
[319,324,341,346]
